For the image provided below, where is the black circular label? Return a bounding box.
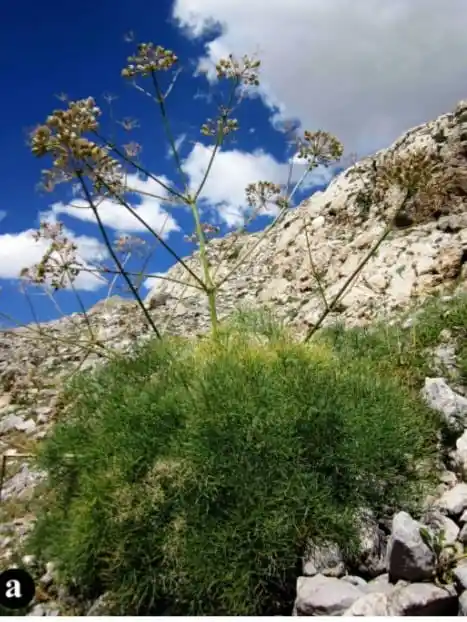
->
[0,568,35,610]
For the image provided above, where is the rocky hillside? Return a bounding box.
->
[2,98,467,395]
[1,100,467,616]
[144,98,467,336]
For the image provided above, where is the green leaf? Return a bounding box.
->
[419,526,433,548]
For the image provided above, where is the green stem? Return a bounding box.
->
[151,71,189,193]
[60,257,105,351]
[77,265,203,291]
[94,130,187,204]
[303,193,409,343]
[215,161,316,290]
[89,168,206,290]
[303,216,329,311]
[146,71,219,332]
[77,172,163,339]
[188,197,218,336]
[189,88,240,337]
[194,79,239,203]
[210,203,263,283]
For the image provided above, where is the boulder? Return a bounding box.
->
[386,511,435,582]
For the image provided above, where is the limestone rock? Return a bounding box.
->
[340,579,456,616]
[456,431,467,476]
[436,483,467,516]
[340,575,368,588]
[294,574,363,616]
[421,378,467,433]
[302,541,345,578]
[459,591,467,616]
[355,508,388,578]
[453,563,467,590]
[388,582,457,616]
[362,573,402,595]
[386,511,435,582]
[343,592,392,616]
[422,508,460,545]
[1,464,46,501]
[86,592,117,616]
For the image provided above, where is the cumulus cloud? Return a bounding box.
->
[42,172,180,238]
[182,143,333,227]
[167,134,187,159]
[173,0,467,155]
[0,228,109,291]
[141,271,168,292]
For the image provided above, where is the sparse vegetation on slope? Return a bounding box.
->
[0,29,465,616]
[319,292,467,392]
[27,310,444,615]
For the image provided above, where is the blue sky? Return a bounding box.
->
[1,0,467,328]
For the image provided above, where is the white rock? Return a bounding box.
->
[459,591,467,616]
[362,573,399,595]
[456,431,467,475]
[294,574,363,616]
[340,575,368,588]
[436,483,467,516]
[343,592,392,616]
[386,511,435,582]
[310,215,325,230]
[454,564,467,590]
[302,541,344,577]
[423,508,460,544]
[388,582,457,616]
[421,378,467,432]
[0,413,27,435]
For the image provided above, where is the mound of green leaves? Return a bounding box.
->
[320,292,467,391]
[29,319,440,615]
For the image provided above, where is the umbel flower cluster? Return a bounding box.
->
[297,130,344,167]
[245,181,288,210]
[20,221,84,291]
[215,54,261,85]
[121,43,178,78]
[30,97,121,193]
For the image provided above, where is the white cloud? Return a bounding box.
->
[0,228,109,291]
[173,0,467,155]
[0,211,6,223]
[167,134,187,159]
[183,142,333,227]
[142,271,167,292]
[43,172,181,238]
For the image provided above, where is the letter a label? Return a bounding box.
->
[0,568,35,610]
[6,578,22,599]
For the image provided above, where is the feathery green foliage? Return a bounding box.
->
[28,313,441,615]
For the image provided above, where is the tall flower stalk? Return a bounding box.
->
[23,39,451,348]
[25,42,345,341]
